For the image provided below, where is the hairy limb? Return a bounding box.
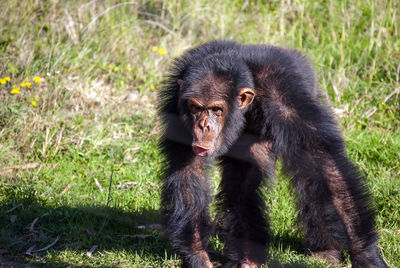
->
[273,98,386,267]
[217,137,275,267]
[161,139,213,268]
[284,146,385,267]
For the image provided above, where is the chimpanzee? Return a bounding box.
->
[158,40,386,268]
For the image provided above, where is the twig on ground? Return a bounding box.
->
[31,236,60,253]
[60,183,73,195]
[29,218,39,232]
[6,203,22,213]
[137,224,162,231]
[94,178,104,192]
[132,234,154,239]
[380,228,400,235]
[86,245,98,258]
[117,181,139,189]
[25,245,36,255]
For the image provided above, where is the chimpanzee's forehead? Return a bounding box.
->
[184,73,235,100]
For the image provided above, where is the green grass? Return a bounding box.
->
[0,0,399,267]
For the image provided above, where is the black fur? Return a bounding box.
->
[158,40,386,267]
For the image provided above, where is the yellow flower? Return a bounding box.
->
[10,88,20,94]
[158,48,165,55]
[20,82,26,87]
[150,84,156,90]
[114,66,119,71]
[33,76,41,83]
[273,10,278,15]
[152,46,158,51]
[0,78,6,84]
[5,76,11,81]
[26,82,32,89]
[35,96,38,101]
[32,101,37,107]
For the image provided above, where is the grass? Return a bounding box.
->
[0,0,399,267]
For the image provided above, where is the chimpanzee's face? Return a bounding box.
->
[178,75,255,157]
[186,97,227,157]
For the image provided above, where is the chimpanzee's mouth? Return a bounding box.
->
[192,145,211,157]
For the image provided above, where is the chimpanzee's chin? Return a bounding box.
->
[197,151,209,157]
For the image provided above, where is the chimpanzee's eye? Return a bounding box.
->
[189,104,202,114]
[211,106,223,116]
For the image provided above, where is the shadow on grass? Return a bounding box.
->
[0,198,166,267]
[0,197,320,268]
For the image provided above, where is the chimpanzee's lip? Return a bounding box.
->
[192,145,211,157]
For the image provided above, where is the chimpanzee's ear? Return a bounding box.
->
[177,79,184,89]
[238,88,255,109]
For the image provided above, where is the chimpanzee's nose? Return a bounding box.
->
[199,116,210,132]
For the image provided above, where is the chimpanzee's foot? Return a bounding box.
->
[182,250,213,268]
[223,259,260,268]
[312,249,342,265]
[351,244,386,268]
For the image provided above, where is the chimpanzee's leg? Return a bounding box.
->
[217,139,276,267]
[275,101,386,267]
[283,146,386,267]
[161,140,213,268]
